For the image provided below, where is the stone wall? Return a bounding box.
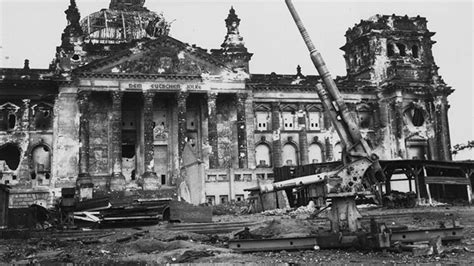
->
[8,188,52,208]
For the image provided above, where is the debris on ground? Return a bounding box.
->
[2,205,474,264]
[383,191,417,208]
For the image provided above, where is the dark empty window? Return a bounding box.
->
[8,114,16,129]
[412,45,419,58]
[161,174,166,185]
[122,144,135,158]
[0,143,21,170]
[396,43,406,56]
[387,43,394,56]
[34,108,53,130]
[412,107,425,126]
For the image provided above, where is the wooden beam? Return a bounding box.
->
[466,172,473,204]
[423,167,432,205]
[424,176,471,185]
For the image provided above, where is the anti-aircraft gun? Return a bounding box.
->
[259,0,386,234]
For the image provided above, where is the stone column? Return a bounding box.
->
[297,104,309,165]
[77,91,93,199]
[21,99,30,130]
[177,91,189,159]
[390,97,404,158]
[439,95,452,161]
[236,93,248,168]
[426,99,438,161]
[325,137,333,161]
[142,91,159,190]
[245,94,256,169]
[434,95,452,161]
[207,92,218,169]
[110,91,126,191]
[271,102,283,168]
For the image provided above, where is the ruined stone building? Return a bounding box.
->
[0,0,453,207]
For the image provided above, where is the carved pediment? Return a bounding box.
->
[77,36,229,76]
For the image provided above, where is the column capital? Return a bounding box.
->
[236,92,248,101]
[78,91,91,110]
[111,90,124,103]
[176,90,190,102]
[78,90,91,99]
[271,102,280,111]
[206,91,218,101]
[297,103,306,111]
[143,90,156,99]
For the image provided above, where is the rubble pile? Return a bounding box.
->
[383,191,417,208]
[289,201,317,216]
[249,219,317,238]
[211,201,250,216]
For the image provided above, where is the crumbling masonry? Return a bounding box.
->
[0,1,453,208]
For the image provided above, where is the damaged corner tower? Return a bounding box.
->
[339,14,453,161]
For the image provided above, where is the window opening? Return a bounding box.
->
[219,195,229,204]
[412,45,419,58]
[8,114,16,130]
[396,43,406,56]
[206,196,216,205]
[0,143,21,170]
[387,43,394,56]
[122,144,136,158]
[243,174,252,181]
[412,107,425,126]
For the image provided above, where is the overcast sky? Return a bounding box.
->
[0,0,472,147]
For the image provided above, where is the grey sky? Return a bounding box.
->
[0,0,472,146]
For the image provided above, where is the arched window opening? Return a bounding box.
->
[255,144,271,167]
[396,43,406,56]
[387,43,395,56]
[308,144,323,163]
[34,107,53,130]
[404,104,426,127]
[32,145,51,172]
[282,144,298,166]
[412,107,425,126]
[0,143,21,170]
[412,45,419,58]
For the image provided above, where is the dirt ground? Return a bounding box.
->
[1,205,474,264]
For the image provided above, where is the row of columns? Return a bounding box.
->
[76,90,250,192]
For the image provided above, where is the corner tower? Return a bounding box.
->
[341,15,453,161]
[212,7,253,73]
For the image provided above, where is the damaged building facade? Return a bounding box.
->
[0,0,454,208]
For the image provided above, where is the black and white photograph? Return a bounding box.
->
[0,0,473,264]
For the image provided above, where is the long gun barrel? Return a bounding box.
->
[285,0,385,188]
[285,0,369,160]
